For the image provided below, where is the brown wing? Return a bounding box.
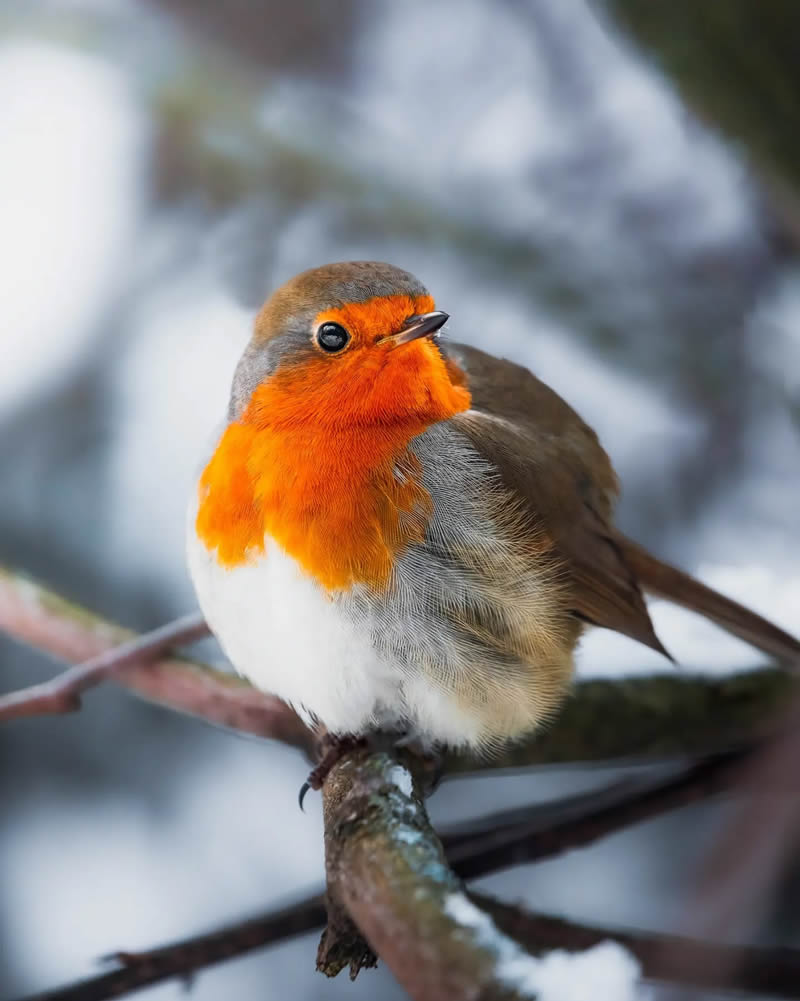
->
[448,342,669,657]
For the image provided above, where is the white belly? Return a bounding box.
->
[186,523,407,734]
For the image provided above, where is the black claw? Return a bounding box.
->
[298,780,311,811]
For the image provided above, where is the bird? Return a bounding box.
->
[187,260,800,786]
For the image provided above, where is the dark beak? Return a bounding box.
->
[381,310,449,346]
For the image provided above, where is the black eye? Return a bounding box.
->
[316,322,350,353]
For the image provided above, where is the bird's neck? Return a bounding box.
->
[195,418,441,592]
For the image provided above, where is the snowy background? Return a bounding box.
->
[0,1,798,998]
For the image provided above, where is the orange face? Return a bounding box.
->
[195,290,472,591]
[243,293,469,431]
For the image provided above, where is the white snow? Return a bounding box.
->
[532,941,647,1001]
[443,892,647,1000]
[388,765,414,798]
[444,891,542,996]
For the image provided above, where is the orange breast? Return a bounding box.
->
[196,422,442,591]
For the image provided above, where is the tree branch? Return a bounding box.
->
[444,668,792,775]
[0,566,312,753]
[19,888,800,1001]
[1,565,791,773]
[0,610,208,719]
[314,744,763,988]
[16,895,327,1001]
[319,746,562,999]
[445,749,751,880]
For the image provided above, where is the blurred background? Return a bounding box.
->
[0,1,798,998]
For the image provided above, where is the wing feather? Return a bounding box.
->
[448,342,668,656]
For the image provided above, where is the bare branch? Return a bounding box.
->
[316,743,792,998]
[446,750,751,880]
[0,612,208,719]
[0,566,312,753]
[15,894,326,1001]
[19,887,800,1001]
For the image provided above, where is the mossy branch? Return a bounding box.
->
[449,667,793,774]
[319,747,548,998]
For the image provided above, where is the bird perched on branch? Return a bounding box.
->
[187,261,800,786]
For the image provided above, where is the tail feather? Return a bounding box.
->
[620,537,800,665]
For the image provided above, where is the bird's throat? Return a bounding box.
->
[196,418,443,592]
[196,336,470,590]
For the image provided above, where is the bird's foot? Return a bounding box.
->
[298,729,444,808]
[298,732,367,809]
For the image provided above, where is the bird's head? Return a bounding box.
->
[230,261,471,430]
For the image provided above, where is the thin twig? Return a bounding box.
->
[0,613,208,719]
[16,895,326,1001]
[445,749,751,880]
[0,566,312,752]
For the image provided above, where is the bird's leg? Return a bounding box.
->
[308,731,368,788]
[299,731,367,809]
[298,728,444,808]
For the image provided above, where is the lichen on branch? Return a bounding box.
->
[320,747,551,999]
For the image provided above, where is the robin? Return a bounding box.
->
[187,261,799,788]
